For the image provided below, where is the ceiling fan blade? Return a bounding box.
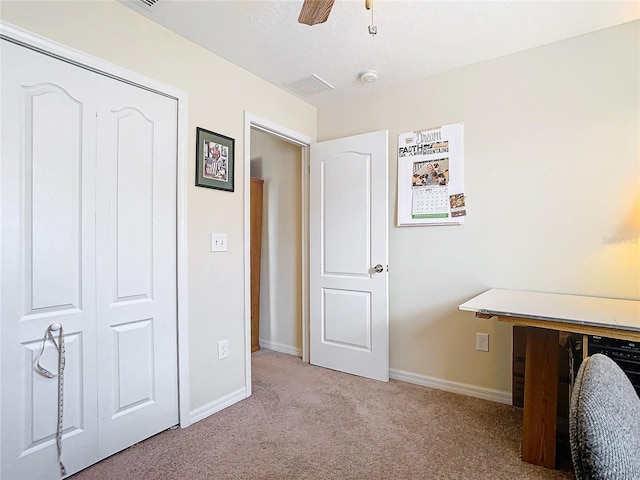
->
[298,0,336,26]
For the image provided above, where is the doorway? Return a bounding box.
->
[243,116,390,390]
[250,130,303,356]
[243,113,314,396]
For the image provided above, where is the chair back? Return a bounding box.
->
[569,353,640,479]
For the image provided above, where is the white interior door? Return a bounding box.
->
[1,39,178,479]
[309,130,389,381]
[95,73,178,459]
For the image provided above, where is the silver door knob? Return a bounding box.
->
[373,264,384,273]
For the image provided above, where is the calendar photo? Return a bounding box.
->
[411,158,450,188]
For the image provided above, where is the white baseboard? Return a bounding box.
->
[187,364,510,427]
[389,368,512,405]
[188,387,247,425]
[259,338,302,357]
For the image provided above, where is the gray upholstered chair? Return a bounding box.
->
[569,353,640,480]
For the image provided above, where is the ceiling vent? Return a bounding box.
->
[285,74,334,96]
[134,0,161,11]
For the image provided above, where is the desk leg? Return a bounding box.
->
[522,327,559,469]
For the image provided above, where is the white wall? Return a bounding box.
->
[250,130,303,355]
[318,21,640,395]
[0,1,316,417]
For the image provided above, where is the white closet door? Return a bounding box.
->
[1,39,100,479]
[0,39,178,479]
[95,74,178,459]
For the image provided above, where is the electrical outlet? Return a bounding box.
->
[476,333,489,352]
[218,339,228,360]
[211,233,227,252]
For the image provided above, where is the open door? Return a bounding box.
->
[309,130,389,381]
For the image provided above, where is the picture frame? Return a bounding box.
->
[195,127,235,191]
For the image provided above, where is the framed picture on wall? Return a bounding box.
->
[195,127,235,191]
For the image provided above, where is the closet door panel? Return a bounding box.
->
[95,78,178,459]
[0,39,99,480]
[28,84,82,311]
[113,109,154,301]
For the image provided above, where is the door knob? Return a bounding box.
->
[373,264,384,273]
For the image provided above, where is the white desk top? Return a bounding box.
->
[459,288,640,333]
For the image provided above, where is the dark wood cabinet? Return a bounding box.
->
[250,178,264,352]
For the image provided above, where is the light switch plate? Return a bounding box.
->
[211,233,227,252]
[218,339,228,360]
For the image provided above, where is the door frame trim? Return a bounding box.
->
[243,112,315,396]
[0,21,192,429]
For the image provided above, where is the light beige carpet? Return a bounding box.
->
[71,349,575,479]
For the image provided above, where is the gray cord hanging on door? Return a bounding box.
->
[34,322,67,477]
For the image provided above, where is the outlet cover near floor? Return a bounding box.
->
[476,333,489,352]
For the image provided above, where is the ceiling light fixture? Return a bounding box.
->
[359,70,378,83]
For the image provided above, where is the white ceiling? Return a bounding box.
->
[122,0,640,107]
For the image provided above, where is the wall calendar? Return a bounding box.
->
[397,123,465,226]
